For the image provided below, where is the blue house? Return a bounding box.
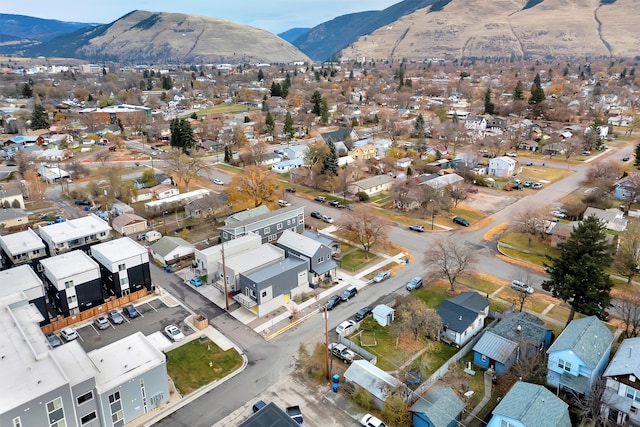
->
[410,386,464,427]
[487,381,571,427]
[473,312,553,375]
[546,316,614,396]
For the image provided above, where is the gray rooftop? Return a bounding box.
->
[224,206,270,225]
[0,265,43,301]
[547,316,613,370]
[449,291,489,313]
[351,174,393,190]
[489,312,549,344]
[221,205,304,231]
[603,337,640,378]
[277,229,322,257]
[492,381,571,427]
[437,299,478,333]
[243,256,308,282]
[149,236,194,257]
[223,244,285,274]
[472,331,519,364]
[410,386,464,427]
[238,402,299,427]
[302,230,336,247]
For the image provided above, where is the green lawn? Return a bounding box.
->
[414,286,449,309]
[489,299,510,313]
[499,245,552,267]
[419,342,459,377]
[354,324,405,371]
[166,338,243,395]
[197,104,257,114]
[457,276,502,295]
[215,164,243,174]
[339,249,377,271]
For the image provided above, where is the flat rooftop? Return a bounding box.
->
[223,245,284,274]
[90,236,148,261]
[40,250,100,279]
[38,213,111,243]
[0,265,43,300]
[88,332,165,394]
[0,228,45,255]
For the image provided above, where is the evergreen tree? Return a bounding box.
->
[257,69,264,81]
[161,75,173,90]
[320,98,329,125]
[311,90,323,116]
[323,139,339,176]
[414,113,425,136]
[169,118,195,154]
[542,215,614,326]
[283,112,294,139]
[21,83,33,98]
[634,143,640,167]
[265,112,275,134]
[270,82,282,97]
[483,88,495,115]
[224,145,231,163]
[31,104,49,130]
[373,114,379,125]
[513,81,524,100]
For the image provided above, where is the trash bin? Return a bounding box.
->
[332,374,340,384]
[332,383,339,393]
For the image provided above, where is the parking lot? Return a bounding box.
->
[70,298,192,352]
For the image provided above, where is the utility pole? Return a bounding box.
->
[324,306,330,380]
[221,240,230,311]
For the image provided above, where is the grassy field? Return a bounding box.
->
[457,275,503,295]
[166,338,243,395]
[198,104,256,114]
[214,164,243,174]
[414,284,450,309]
[339,249,377,271]
[496,288,553,313]
[355,324,404,371]
[419,342,459,377]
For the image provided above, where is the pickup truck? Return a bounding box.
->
[286,405,304,425]
[328,343,356,363]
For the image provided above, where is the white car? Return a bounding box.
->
[321,215,334,224]
[213,179,224,185]
[550,210,567,218]
[335,320,356,336]
[164,324,185,342]
[60,327,78,341]
[360,413,387,427]
[278,199,291,207]
[532,182,543,189]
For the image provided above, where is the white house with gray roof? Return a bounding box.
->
[487,381,571,427]
[218,244,285,294]
[343,360,406,409]
[348,175,393,197]
[277,229,337,284]
[149,236,195,265]
[602,337,640,426]
[193,233,262,284]
[546,316,614,396]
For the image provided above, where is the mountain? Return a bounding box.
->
[291,0,436,61]
[278,28,310,44]
[0,14,97,43]
[339,0,640,60]
[19,10,309,64]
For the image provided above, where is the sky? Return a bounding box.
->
[2,0,402,35]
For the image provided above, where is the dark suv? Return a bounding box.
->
[326,295,341,310]
[355,306,373,321]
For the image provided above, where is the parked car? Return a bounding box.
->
[335,320,357,335]
[523,181,534,187]
[123,304,140,318]
[360,413,387,427]
[525,162,534,166]
[93,315,110,330]
[597,309,610,321]
[278,199,291,207]
[328,343,356,363]
[190,277,204,287]
[252,400,267,413]
[314,196,327,202]
[406,276,423,291]
[550,210,568,218]
[622,156,630,162]
[326,295,342,310]
[511,280,535,294]
[354,307,373,323]
[453,216,470,227]
[136,232,146,241]
[321,215,334,224]
[285,405,304,425]
[341,285,358,301]
[310,211,322,219]
[213,178,224,185]
[74,199,90,206]
[285,187,296,193]
[532,182,543,189]
[108,310,125,325]
[60,327,78,341]
[373,270,390,283]
[329,200,341,207]
[164,324,185,342]
[46,332,63,348]
[409,224,425,232]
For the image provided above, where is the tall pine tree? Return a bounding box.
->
[323,139,339,176]
[283,112,295,139]
[31,104,49,130]
[169,118,195,154]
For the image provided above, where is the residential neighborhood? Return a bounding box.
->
[1,52,640,427]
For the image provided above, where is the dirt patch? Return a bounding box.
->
[463,192,518,215]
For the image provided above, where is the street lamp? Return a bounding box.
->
[162,210,168,235]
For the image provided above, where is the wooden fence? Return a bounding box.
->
[41,288,148,334]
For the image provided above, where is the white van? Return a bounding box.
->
[145,230,162,243]
[511,280,534,294]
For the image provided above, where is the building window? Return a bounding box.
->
[12,417,21,427]
[626,388,640,403]
[80,412,97,425]
[500,420,516,427]
[109,391,124,427]
[631,406,638,414]
[318,257,323,263]
[64,280,74,288]
[118,263,126,271]
[277,223,283,230]
[268,234,276,242]
[264,226,270,234]
[481,355,487,362]
[46,397,65,427]
[262,291,267,298]
[120,277,129,286]
[67,295,77,305]
[77,391,93,405]
[287,219,291,226]
[558,359,571,372]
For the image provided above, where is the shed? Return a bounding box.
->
[343,360,402,409]
[373,304,394,326]
[410,386,465,427]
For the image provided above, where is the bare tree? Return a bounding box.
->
[337,164,356,202]
[513,270,538,312]
[391,178,417,211]
[512,208,546,246]
[585,160,623,191]
[504,349,548,386]
[164,149,211,192]
[617,292,640,338]
[338,206,390,259]
[239,141,268,166]
[613,224,640,284]
[391,295,442,340]
[567,377,611,427]
[424,238,477,291]
[563,137,583,167]
[95,151,111,166]
[448,184,469,208]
